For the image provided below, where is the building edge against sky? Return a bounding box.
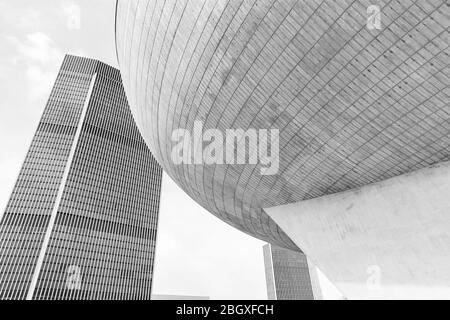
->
[263,243,322,300]
[115,0,450,299]
[0,55,163,300]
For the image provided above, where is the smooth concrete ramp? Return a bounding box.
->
[265,162,450,299]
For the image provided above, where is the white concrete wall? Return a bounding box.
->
[265,161,450,299]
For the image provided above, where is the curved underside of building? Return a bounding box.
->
[115,0,449,250]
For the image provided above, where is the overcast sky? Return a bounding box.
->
[0,0,343,300]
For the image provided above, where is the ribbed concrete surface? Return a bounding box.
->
[115,0,449,249]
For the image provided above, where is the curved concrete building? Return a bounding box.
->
[115,0,450,298]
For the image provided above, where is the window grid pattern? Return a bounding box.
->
[0,55,162,300]
[263,244,321,300]
[116,0,449,250]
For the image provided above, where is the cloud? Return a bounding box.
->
[18,7,41,29]
[61,1,81,30]
[6,32,64,102]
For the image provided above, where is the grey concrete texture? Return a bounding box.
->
[115,0,449,250]
[266,161,450,299]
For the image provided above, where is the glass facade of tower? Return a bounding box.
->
[263,244,322,300]
[0,55,162,300]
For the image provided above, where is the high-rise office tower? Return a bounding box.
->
[0,55,162,300]
[263,244,322,300]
